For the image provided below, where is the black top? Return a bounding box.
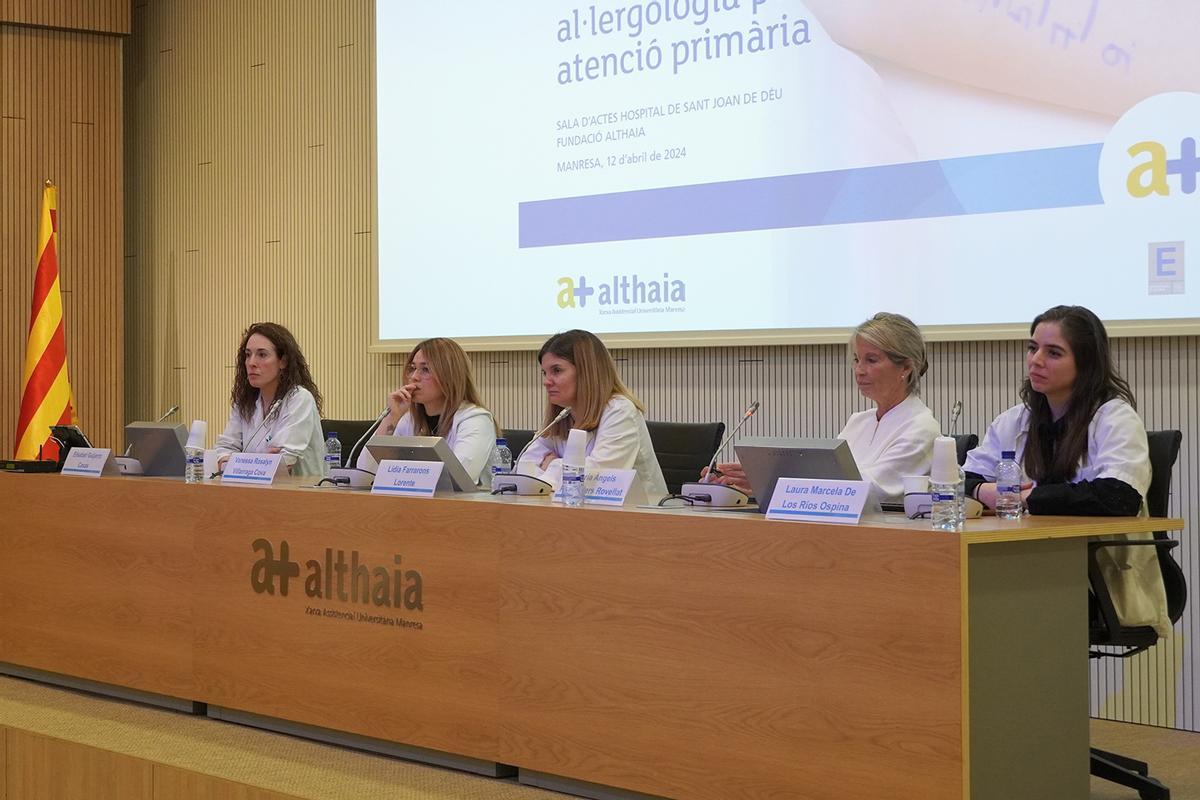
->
[425,415,441,435]
[965,415,1142,516]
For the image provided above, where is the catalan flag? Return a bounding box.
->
[14,181,79,460]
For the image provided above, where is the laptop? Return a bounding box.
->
[733,437,862,513]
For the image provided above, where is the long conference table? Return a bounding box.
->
[0,473,1183,800]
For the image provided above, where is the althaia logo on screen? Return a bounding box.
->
[1127,138,1198,197]
[1099,92,1200,204]
[250,538,424,611]
[557,272,687,310]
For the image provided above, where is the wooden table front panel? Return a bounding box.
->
[190,483,506,762]
[0,475,195,699]
[497,507,964,800]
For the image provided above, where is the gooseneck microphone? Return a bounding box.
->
[490,406,573,497]
[703,400,760,480]
[948,399,963,436]
[514,406,572,467]
[346,406,391,470]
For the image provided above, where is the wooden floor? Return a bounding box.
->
[0,676,565,800]
[1089,718,1200,799]
[1,674,1196,799]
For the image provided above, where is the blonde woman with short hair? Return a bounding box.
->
[708,312,940,505]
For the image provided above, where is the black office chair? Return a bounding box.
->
[503,428,536,465]
[321,418,382,468]
[1087,429,1185,800]
[952,433,978,466]
[646,420,725,495]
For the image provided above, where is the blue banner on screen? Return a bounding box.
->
[375,1,1200,344]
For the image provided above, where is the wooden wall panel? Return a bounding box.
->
[0,726,6,800]
[0,23,123,459]
[5,730,152,800]
[154,766,303,800]
[0,0,130,35]
[124,0,1197,733]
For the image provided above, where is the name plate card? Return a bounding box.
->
[60,447,117,478]
[222,453,284,485]
[584,468,636,506]
[371,460,443,497]
[765,478,870,525]
[551,468,636,506]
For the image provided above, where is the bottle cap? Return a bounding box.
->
[563,428,587,467]
[327,431,338,439]
[929,436,960,484]
[496,438,507,446]
[186,420,207,449]
[1001,450,1015,459]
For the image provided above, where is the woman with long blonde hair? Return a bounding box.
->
[356,337,497,484]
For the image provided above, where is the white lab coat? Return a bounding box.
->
[214,386,327,477]
[356,402,496,485]
[837,393,941,505]
[518,394,668,503]
[965,399,1169,637]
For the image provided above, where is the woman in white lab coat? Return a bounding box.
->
[214,322,327,477]
[963,305,1169,636]
[357,337,497,484]
[518,329,667,502]
[708,312,940,505]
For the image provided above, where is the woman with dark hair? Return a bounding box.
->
[964,305,1169,635]
[518,329,667,502]
[356,337,498,484]
[214,322,327,477]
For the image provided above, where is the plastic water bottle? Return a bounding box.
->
[930,436,963,532]
[931,478,962,532]
[561,428,587,508]
[324,431,341,471]
[185,419,206,484]
[955,465,967,527]
[491,438,512,480]
[995,450,1023,520]
[561,463,585,507]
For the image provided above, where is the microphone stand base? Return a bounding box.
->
[326,467,376,488]
[491,473,553,496]
[114,457,144,475]
[680,482,750,508]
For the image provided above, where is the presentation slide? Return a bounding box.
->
[375,0,1200,346]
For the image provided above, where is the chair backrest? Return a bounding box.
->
[502,428,536,465]
[952,433,978,466]
[645,420,725,495]
[1145,429,1187,623]
[321,418,380,468]
[1145,429,1182,519]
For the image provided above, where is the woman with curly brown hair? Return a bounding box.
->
[214,322,326,476]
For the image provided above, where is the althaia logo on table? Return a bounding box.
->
[557,272,686,309]
[249,538,424,611]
